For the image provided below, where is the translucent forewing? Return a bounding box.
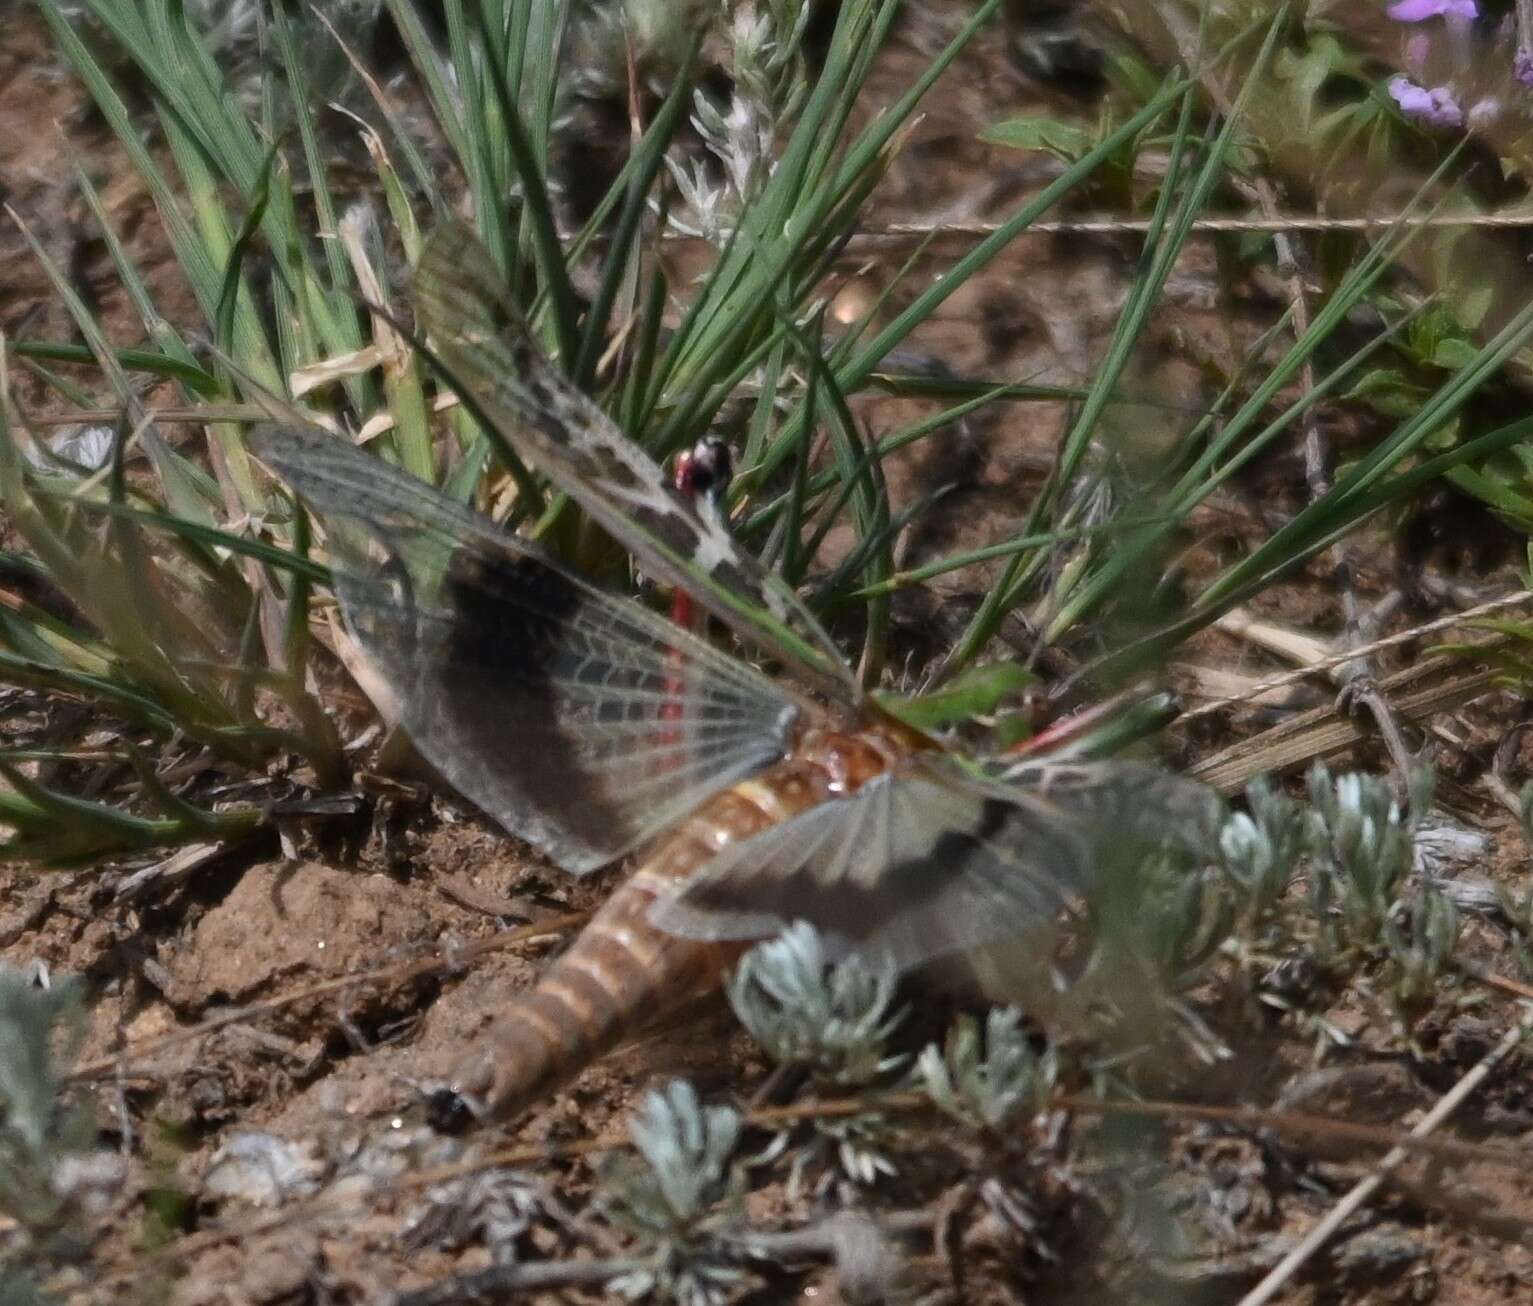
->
[252,424,805,873]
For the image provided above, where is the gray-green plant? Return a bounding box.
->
[1381,882,1461,1029]
[728,922,905,1192]
[1217,774,1306,930]
[659,1,814,245]
[727,921,905,1087]
[2,971,87,1218]
[1497,787,1533,978]
[1086,837,1232,996]
[0,969,118,1296]
[599,1081,749,1306]
[918,1006,1059,1134]
[1305,761,1421,959]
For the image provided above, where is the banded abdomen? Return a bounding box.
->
[440,713,933,1127]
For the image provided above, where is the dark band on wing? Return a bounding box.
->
[250,422,806,874]
[433,545,634,853]
[654,790,1089,967]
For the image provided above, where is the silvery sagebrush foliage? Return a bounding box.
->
[1094,847,1232,988]
[0,970,75,1157]
[22,426,113,477]
[1,968,89,1224]
[200,1131,326,1208]
[1499,780,1533,977]
[1154,859,1231,980]
[728,923,904,1192]
[402,1169,538,1264]
[1105,851,1236,1068]
[918,1006,1058,1133]
[1381,881,1461,1025]
[1304,761,1425,957]
[599,1081,750,1306]
[795,1107,900,1192]
[1217,775,1306,929]
[0,967,120,1294]
[572,0,704,94]
[564,0,811,242]
[727,921,905,1087]
[664,0,812,242]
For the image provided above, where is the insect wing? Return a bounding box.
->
[649,756,1220,972]
[979,755,1224,859]
[412,223,859,704]
[251,424,804,874]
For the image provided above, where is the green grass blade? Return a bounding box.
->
[466,1,580,361]
[10,342,216,396]
[574,36,699,389]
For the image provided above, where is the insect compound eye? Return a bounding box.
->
[674,436,733,503]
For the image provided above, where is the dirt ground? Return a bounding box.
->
[6,5,1533,1304]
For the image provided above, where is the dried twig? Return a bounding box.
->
[432,872,563,922]
[839,212,1533,243]
[1189,654,1505,794]
[1052,1094,1522,1171]
[390,1256,646,1305]
[1213,609,1333,670]
[1335,676,1422,787]
[24,403,271,427]
[1180,588,1533,719]
[390,1212,932,1306]
[1233,1003,1533,1306]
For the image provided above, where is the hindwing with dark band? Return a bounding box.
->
[251,424,803,873]
[649,756,1222,973]
[411,222,859,704]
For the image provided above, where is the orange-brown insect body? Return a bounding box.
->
[449,709,937,1124]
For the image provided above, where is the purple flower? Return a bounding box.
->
[1386,0,1477,19]
[1387,75,1464,126]
[1517,46,1533,86]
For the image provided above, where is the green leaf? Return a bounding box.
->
[1431,336,1479,371]
[1343,367,1427,417]
[874,662,1033,732]
[980,115,1096,160]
